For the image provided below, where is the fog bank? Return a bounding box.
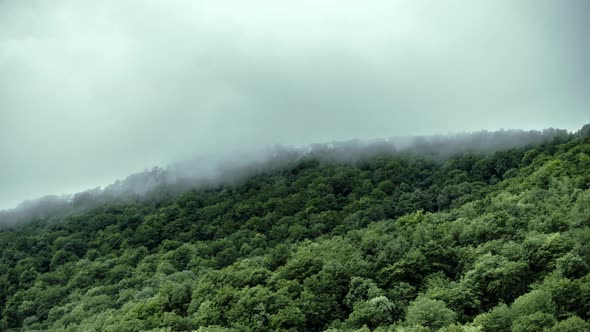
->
[0,127,575,228]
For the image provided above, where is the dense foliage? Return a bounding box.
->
[1,129,590,331]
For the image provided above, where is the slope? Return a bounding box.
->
[1,130,589,331]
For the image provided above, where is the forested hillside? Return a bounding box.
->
[1,128,590,331]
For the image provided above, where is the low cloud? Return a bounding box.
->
[0,127,573,228]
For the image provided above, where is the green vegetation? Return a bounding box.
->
[1,129,590,331]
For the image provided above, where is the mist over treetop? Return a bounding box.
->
[0,126,576,228]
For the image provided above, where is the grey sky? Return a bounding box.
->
[0,0,589,209]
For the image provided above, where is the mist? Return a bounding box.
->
[0,127,578,228]
[1,0,589,210]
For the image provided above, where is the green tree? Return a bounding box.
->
[405,297,457,330]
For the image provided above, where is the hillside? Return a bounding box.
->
[1,128,590,331]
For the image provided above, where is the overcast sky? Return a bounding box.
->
[0,0,589,209]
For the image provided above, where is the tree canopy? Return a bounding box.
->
[1,129,590,331]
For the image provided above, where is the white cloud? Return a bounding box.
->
[0,0,588,209]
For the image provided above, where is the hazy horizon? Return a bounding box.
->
[1,0,589,209]
[0,126,579,212]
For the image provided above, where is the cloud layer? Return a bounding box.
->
[0,127,571,227]
[1,0,589,209]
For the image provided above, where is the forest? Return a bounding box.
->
[1,126,590,331]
